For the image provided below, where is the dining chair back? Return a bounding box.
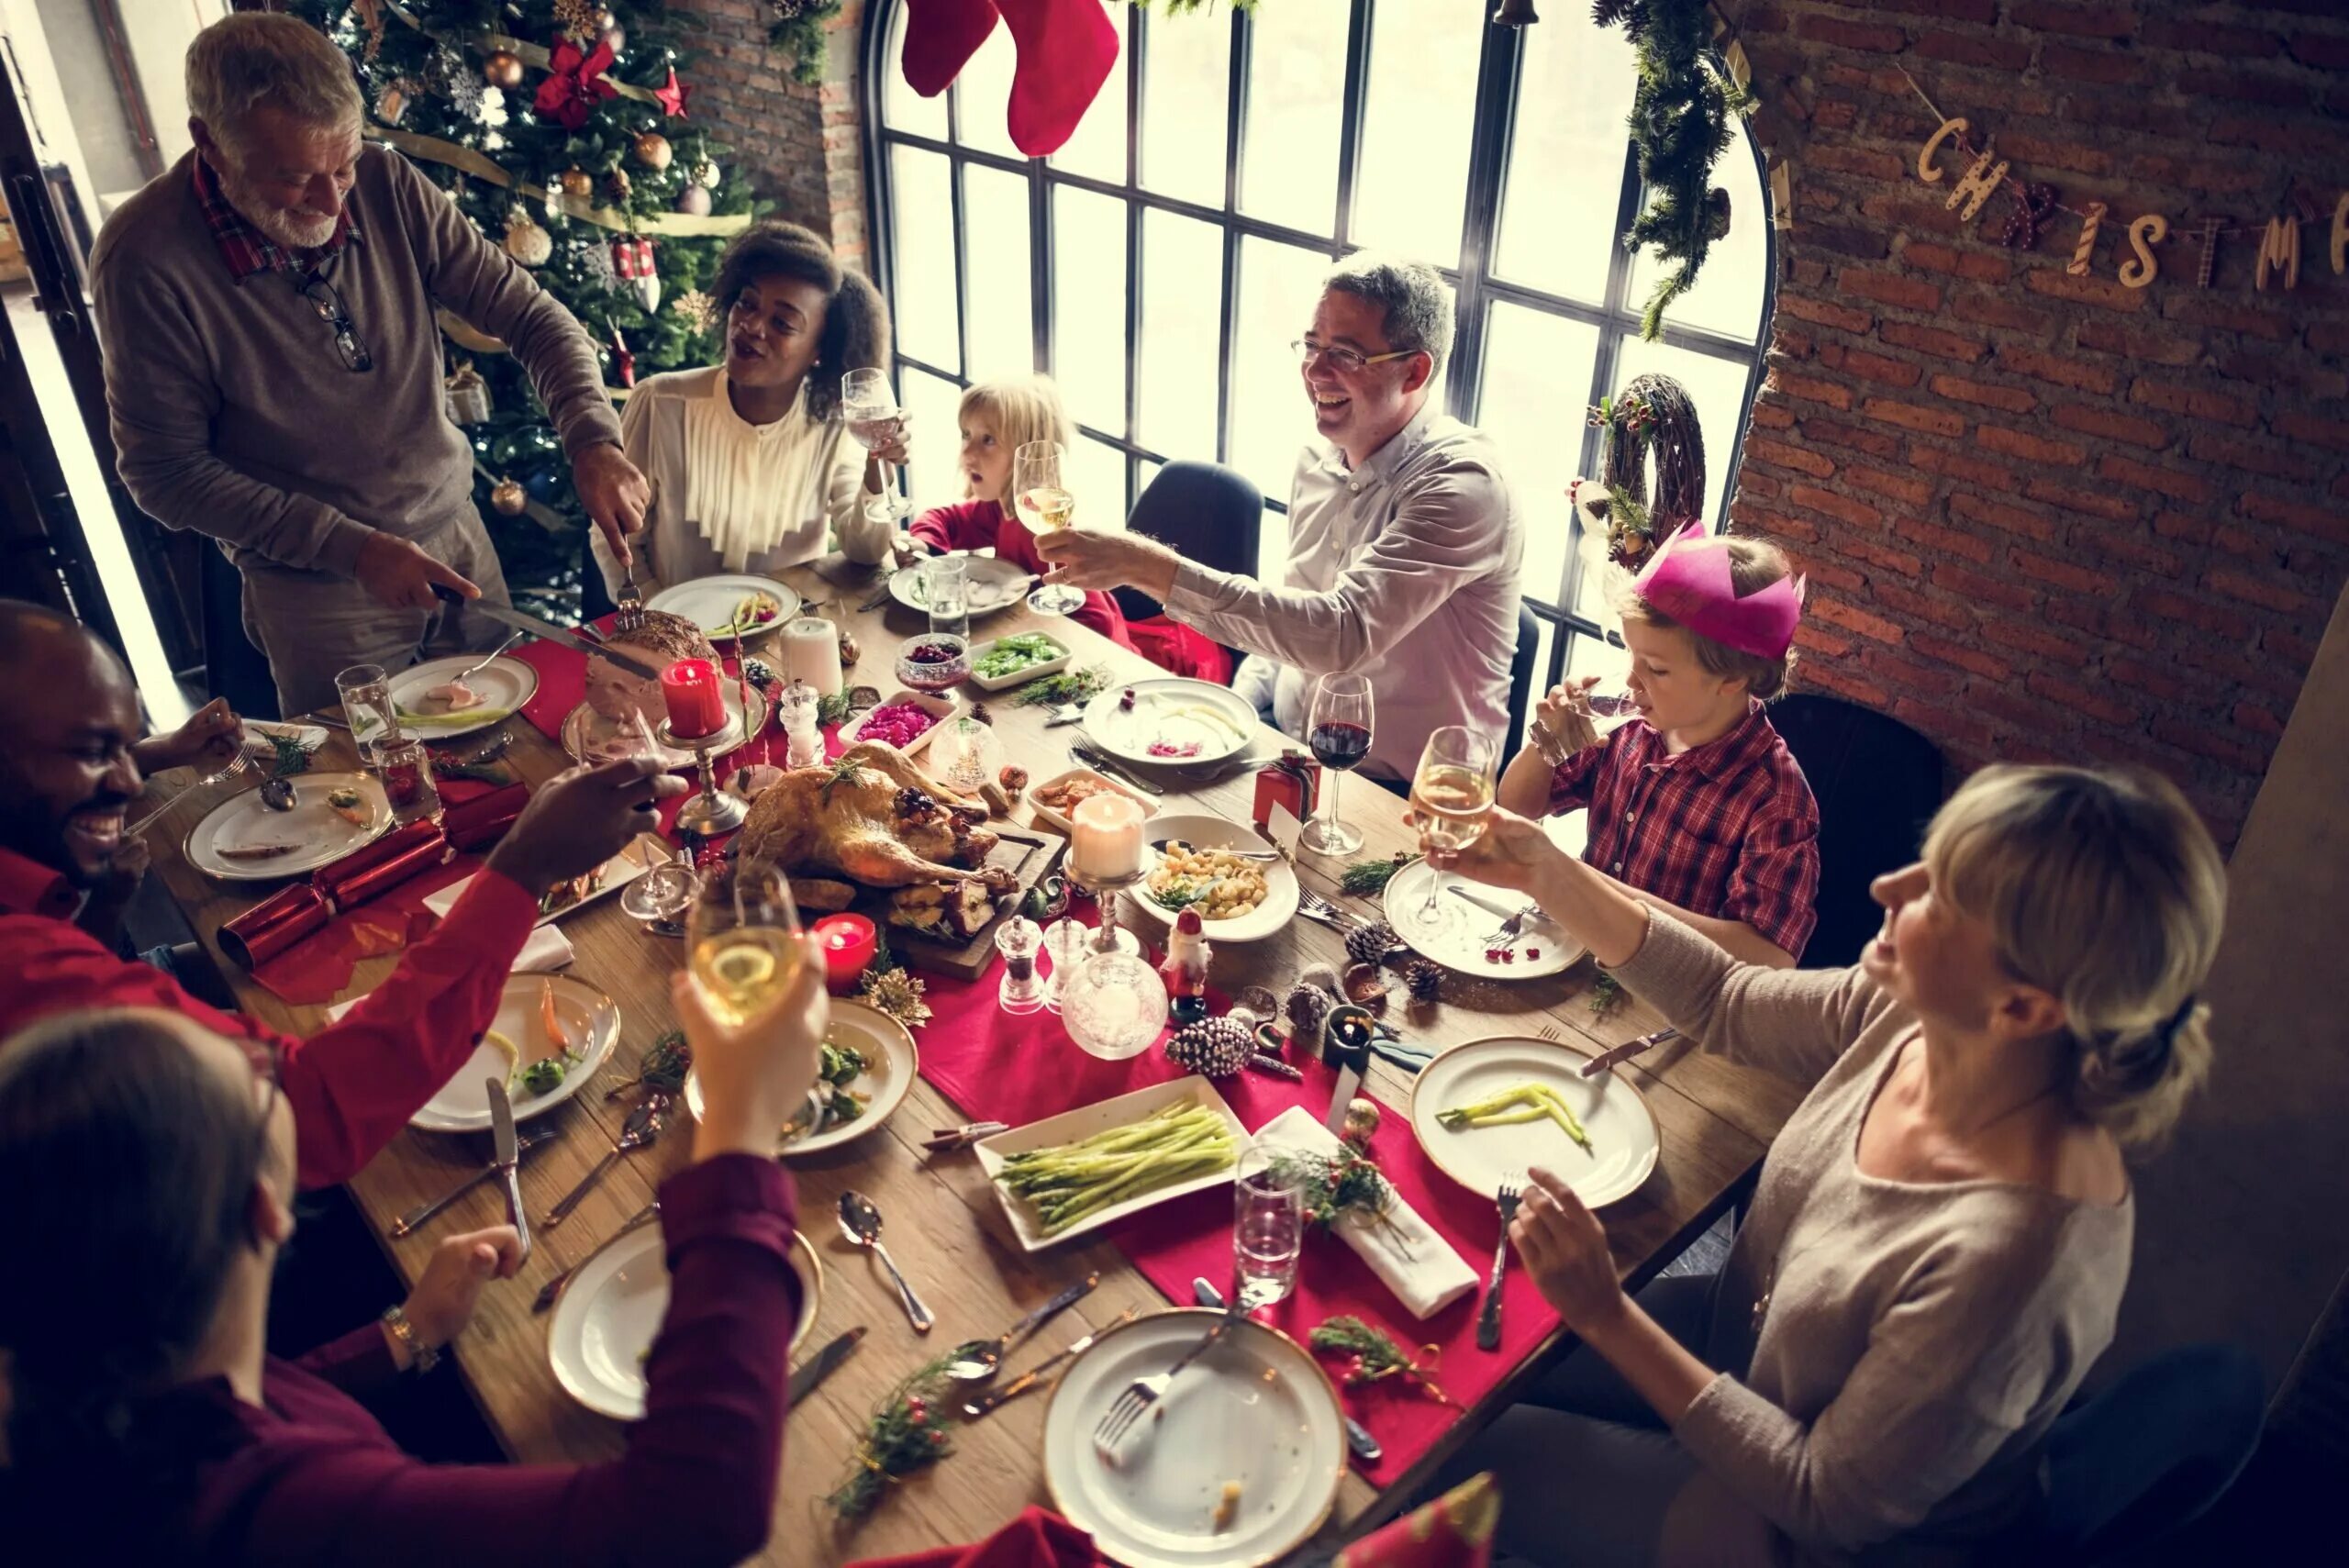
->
[1503,605,1541,764]
[1765,693,1943,966]
[1115,461,1264,634]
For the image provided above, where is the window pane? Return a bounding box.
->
[1071,437,1129,530]
[881,3,947,140]
[890,147,958,373]
[1138,458,1164,505]
[1051,3,1130,182]
[1052,186,1127,438]
[1472,301,1600,620]
[1141,7,1230,206]
[954,21,1022,159]
[903,365,967,516]
[1569,628,1631,687]
[1139,208,1223,462]
[1230,238,1332,502]
[1627,120,1770,343]
[1240,4,1341,233]
[1494,6,1638,303]
[1352,0,1479,266]
[963,164,1034,382]
[1609,336,1755,529]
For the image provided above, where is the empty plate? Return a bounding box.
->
[185,771,392,882]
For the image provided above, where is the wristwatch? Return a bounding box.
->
[380,1304,440,1374]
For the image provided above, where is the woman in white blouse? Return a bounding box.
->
[592,221,909,600]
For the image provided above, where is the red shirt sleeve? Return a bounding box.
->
[1545,735,1608,815]
[909,499,996,553]
[1723,800,1822,962]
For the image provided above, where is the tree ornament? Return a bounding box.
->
[674,286,718,334]
[675,183,712,217]
[692,159,721,188]
[535,39,618,130]
[652,66,694,119]
[1403,958,1443,1005]
[490,477,528,516]
[607,322,635,389]
[554,0,603,40]
[560,167,596,199]
[444,360,492,425]
[375,83,409,126]
[352,0,387,60]
[1345,919,1402,968]
[612,235,659,311]
[1165,1015,1254,1079]
[591,6,615,32]
[605,166,632,203]
[502,213,552,267]
[574,237,619,294]
[633,131,674,171]
[1342,1096,1383,1146]
[482,50,525,91]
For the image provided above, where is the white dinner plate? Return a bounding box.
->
[976,1077,1248,1252]
[836,687,965,757]
[386,654,540,740]
[682,1001,917,1158]
[1130,811,1299,945]
[549,1226,821,1421]
[558,680,766,771]
[185,771,393,881]
[887,555,1033,618]
[1383,861,1584,980]
[408,974,622,1133]
[1041,1310,1348,1568]
[644,573,800,645]
[1082,678,1259,769]
[1408,1034,1661,1208]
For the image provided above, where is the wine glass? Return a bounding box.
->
[1302,672,1374,855]
[687,861,807,1026]
[841,367,912,521]
[1012,439,1085,617]
[1408,725,1498,918]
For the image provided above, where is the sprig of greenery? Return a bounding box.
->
[827,1357,957,1518]
[819,753,865,807]
[817,689,854,728]
[1308,1315,1459,1407]
[1588,973,1629,1020]
[1011,664,1112,708]
[1339,853,1418,898]
[1272,1148,1407,1246]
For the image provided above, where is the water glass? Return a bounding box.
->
[1233,1140,1306,1310]
[371,733,440,824]
[336,662,398,752]
[924,555,971,640]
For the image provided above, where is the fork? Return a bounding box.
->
[388,1126,555,1236]
[125,748,253,838]
[1092,1307,1241,1462]
[614,558,646,635]
[448,628,527,684]
[1296,884,1364,930]
[541,1094,669,1228]
[1475,1181,1522,1351]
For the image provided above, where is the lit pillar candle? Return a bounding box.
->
[778,617,844,698]
[660,658,727,739]
[1070,792,1145,882]
[812,913,877,994]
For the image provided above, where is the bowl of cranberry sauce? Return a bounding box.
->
[895,634,971,694]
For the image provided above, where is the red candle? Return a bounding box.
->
[812,913,877,995]
[660,658,727,739]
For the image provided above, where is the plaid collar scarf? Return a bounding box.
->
[191,152,357,280]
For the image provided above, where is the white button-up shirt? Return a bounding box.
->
[1163,407,1522,782]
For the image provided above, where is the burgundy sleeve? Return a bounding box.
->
[910,500,990,553]
[217,1156,802,1568]
[291,1325,402,1399]
[278,869,540,1189]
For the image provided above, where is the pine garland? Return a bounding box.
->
[1591,373,1705,565]
[828,1357,957,1518]
[764,0,845,86]
[1308,1316,1459,1407]
[1339,852,1418,898]
[1595,0,1756,339]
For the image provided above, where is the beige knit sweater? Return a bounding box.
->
[1610,912,2133,1562]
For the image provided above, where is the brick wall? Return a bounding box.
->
[669,0,869,270]
[1723,0,2349,848]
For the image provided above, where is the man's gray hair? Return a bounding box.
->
[1324,253,1455,375]
[186,13,362,154]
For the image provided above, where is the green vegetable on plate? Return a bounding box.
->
[1436,1082,1595,1156]
[993,1102,1237,1236]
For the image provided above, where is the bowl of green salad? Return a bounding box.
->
[966,631,1073,692]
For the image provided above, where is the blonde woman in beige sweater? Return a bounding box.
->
[1427,764,2224,1566]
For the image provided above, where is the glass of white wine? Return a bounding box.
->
[1012,439,1085,617]
[841,367,912,520]
[1408,725,1498,919]
[688,861,807,1026]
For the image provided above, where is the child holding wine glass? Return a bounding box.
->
[1496,521,1820,967]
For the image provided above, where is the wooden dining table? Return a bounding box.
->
[143,557,1805,1564]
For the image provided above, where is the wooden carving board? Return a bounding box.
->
[862,825,1065,981]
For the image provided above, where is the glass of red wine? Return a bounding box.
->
[1303,672,1374,855]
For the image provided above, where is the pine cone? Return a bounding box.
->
[1346,920,1400,967]
[1284,981,1332,1043]
[1166,1015,1253,1078]
[740,657,777,689]
[1403,958,1443,1004]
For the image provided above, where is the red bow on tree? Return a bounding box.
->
[652,66,692,118]
[534,39,618,130]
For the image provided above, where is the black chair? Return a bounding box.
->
[1503,604,1540,766]
[1766,693,1943,966]
[2024,1343,2266,1562]
[1116,461,1264,651]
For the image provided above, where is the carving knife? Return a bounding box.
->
[487,1075,530,1267]
[429,584,662,680]
[786,1327,868,1406]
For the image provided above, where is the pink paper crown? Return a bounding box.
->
[1632,520,1806,661]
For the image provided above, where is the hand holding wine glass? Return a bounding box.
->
[1408,726,1497,917]
[1303,673,1374,855]
[841,368,913,519]
[1013,439,1086,617]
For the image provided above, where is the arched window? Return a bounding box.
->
[863,2,1775,704]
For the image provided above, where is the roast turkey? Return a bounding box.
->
[737,741,1015,892]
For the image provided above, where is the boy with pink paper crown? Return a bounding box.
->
[1497,519,1820,966]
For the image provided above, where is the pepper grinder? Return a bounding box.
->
[996,916,1044,1015]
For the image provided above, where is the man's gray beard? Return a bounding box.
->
[219,169,338,251]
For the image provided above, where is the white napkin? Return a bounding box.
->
[1254,1104,1477,1320]
[322,925,573,1021]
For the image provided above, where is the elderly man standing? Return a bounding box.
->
[1035,253,1521,784]
[89,13,649,716]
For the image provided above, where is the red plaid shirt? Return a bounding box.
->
[1548,703,1821,960]
[191,152,356,279]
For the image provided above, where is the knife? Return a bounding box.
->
[1069,742,1162,797]
[1447,884,1541,927]
[961,1307,1138,1420]
[1193,1278,1384,1462]
[487,1076,530,1267]
[430,585,663,681]
[786,1327,867,1406]
[1579,1027,1681,1078]
[1041,702,1086,728]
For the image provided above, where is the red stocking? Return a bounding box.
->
[900,0,1000,98]
[994,0,1119,157]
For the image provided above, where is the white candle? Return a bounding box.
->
[1071,792,1145,882]
[777,617,843,698]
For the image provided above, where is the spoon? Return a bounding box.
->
[259,777,296,812]
[837,1191,934,1333]
[943,1272,1099,1385]
[1148,838,1281,862]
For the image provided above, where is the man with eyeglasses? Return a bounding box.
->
[1035,253,1522,782]
[87,13,651,717]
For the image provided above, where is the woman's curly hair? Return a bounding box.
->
[711,220,891,422]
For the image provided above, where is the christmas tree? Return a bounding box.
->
[295,0,756,613]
